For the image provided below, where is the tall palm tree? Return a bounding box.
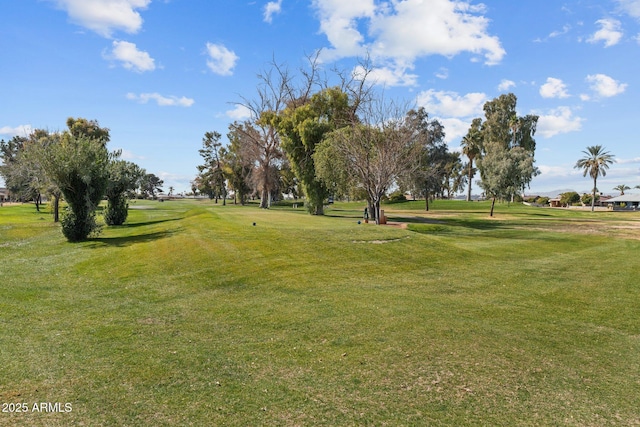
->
[574,145,615,211]
[461,118,483,202]
[613,184,630,195]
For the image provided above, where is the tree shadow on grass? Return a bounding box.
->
[87,227,183,248]
[395,215,518,235]
[324,208,365,219]
[113,217,182,228]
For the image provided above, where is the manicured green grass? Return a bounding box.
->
[1,200,639,426]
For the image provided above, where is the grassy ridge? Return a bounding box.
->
[1,200,639,426]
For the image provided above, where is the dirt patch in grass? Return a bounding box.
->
[383,206,640,240]
[523,220,640,240]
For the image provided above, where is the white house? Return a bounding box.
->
[605,194,640,210]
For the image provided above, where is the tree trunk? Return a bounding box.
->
[467,160,473,201]
[260,185,269,209]
[592,178,596,212]
[490,196,496,217]
[425,191,430,212]
[374,199,381,225]
[53,194,60,222]
[367,200,376,223]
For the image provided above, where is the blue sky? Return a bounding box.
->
[1,0,639,196]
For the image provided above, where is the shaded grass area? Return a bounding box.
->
[1,200,639,426]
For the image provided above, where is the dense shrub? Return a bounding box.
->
[61,208,100,242]
[104,193,129,225]
[384,190,407,204]
[581,193,599,206]
[536,196,550,205]
[560,191,580,206]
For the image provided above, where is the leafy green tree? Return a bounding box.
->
[574,145,615,212]
[560,191,580,206]
[316,105,423,224]
[197,131,227,205]
[66,117,111,142]
[20,130,64,220]
[274,87,351,215]
[581,192,599,206]
[398,108,447,211]
[442,151,466,199]
[40,132,110,241]
[104,156,145,225]
[312,134,356,201]
[0,133,54,211]
[0,136,28,202]
[139,173,164,199]
[461,118,483,201]
[224,126,255,205]
[190,180,199,197]
[476,93,539,216]
[228,120,282,208]
[278,159,299,200]
[613,184,630,195]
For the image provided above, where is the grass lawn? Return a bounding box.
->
[1,199,639,426]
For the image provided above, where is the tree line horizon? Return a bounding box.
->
[1,61,619,240]
[194,59,539,219]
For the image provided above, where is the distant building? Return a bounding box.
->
[549,197,562,208]
[0,187,7,204]
[604,194,640,210]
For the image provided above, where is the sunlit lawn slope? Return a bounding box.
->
[1,199,639,426]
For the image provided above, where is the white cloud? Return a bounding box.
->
[104,40,155,72]
[353,64,418,87]
[537,106,584,138]
[616,0,640,19]
[537,165,573,178]
[370,1,505,64]
[0,125,33,137]
[313,0,505,83]
[586,73,628,97]
[51,0,150,38]
[126,92,194,107]
[415,90,487,144]
[225,104,252,120]
[313,0,375,60]
[615,156,640,164]
[205,42,238,76]
[498,79,515,91]
[549,24,571,39]
[439,117,473,144]
[540,77,570,99]
[435,67,449,80]
[264,0,283,23]
[416,89,486,118]
[587,18,623,47]
[117,149,146,161]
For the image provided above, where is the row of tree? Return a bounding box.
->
[195,59,540,220]
[0,118,163,241]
